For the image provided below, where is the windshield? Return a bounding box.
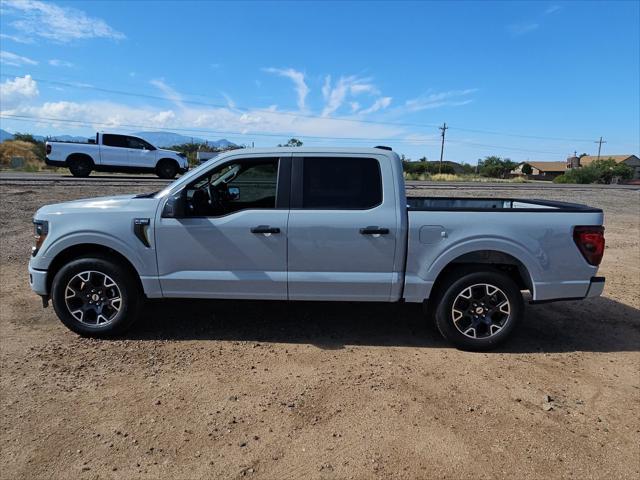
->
[154,155,228,198]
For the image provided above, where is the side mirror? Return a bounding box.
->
[161,190,187,218]
[228,187,240,200]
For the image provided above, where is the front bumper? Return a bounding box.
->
[28,263,48,296]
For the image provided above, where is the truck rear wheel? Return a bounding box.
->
[68,156,92,177]
[51,256,142,337]
[156,159,178,179]
[434,270,523,351]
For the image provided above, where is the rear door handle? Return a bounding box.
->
[359,226,390,235]
[251,225,281,234]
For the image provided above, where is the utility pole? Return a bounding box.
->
[594,136,606,161]
[438,122,448,174]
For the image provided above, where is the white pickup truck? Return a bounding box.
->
[45,132,189,178]
[29,147,606,350]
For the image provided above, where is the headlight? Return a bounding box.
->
[32,220,48,256]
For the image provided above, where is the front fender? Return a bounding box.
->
[33,230,149,276]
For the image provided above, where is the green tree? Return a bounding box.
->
[279,138,303,147]
[521,163,533,175]
[477,156,516,178]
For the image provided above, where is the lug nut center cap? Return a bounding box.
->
[91,294,100,302]
[475,306,485,314]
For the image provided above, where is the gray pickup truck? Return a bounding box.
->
[28,147,606,350]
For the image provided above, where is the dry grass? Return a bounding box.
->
[0,140,45,171]
[405,172,528,182]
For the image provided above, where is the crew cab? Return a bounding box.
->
[45,132,189,179]
[29,147,606,350]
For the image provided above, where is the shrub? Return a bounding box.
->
[554,158,633,184]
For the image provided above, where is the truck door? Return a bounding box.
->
[100,134,129,166]
[155,155,290,299]
[126,136,157,170]
[287,155,398,301]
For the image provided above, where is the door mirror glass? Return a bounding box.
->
[228,187,240,200]
[161,190,187,218]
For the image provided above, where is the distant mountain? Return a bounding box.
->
[133,131,237,149]
[0,129,87,143]
[48,134,91,143]
[0,129,14,142]
[0,129,237,148]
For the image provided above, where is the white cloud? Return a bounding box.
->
[221,92,236,109]
[2,0,125,43]
[3,97,405,142]
[0,50,38,66]
[402,89,476,112]
[150,79,184,108]
[150,110,176,126]
[0,74,39,109]
[263,67,309,111]
[360,96,392,115]
[545,5,561,14]
[48,59,74,67]
[321,76,381,116]
[0,33,33,44]
[507,22,540,36]
[349,102,361,113]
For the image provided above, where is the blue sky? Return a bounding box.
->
[1,0,638,162]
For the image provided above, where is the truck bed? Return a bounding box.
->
[407,196,602,213]
[403,196,604,304]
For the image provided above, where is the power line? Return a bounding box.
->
[0,113,567,155]
[0,72,598,143]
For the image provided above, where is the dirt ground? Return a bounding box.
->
[1,181,638,480]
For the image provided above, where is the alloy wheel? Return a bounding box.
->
[451,283,511,339]
[64,271,122,326]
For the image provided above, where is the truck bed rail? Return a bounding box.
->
[407,197,603,213]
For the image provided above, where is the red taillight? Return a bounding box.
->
[573,226,605,266]
[46,144,51,154]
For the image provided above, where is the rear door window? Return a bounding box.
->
[301,157,382,209]
[102,134,128,148]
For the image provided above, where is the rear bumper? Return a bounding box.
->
[585,276,605,298]
[45,157,66,168]
[530,276,605,304]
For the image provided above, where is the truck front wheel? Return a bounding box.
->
[51,257,142,337]
[434,270,524,351]
[156,159,178,179]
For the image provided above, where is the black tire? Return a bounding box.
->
[51,256,142,337]
[68,156,92,177]
[434,270,524,351]
[156,159,178,179]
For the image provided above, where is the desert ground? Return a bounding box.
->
[1,178,638,479]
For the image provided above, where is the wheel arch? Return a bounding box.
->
[65,152,95,166]
[428,249,534,305]
[46,243,144,296]
[156,157,179,168]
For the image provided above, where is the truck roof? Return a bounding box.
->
[217,146,398,157]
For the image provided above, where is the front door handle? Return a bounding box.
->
[359,226,390,235]
[251,225,281,234]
